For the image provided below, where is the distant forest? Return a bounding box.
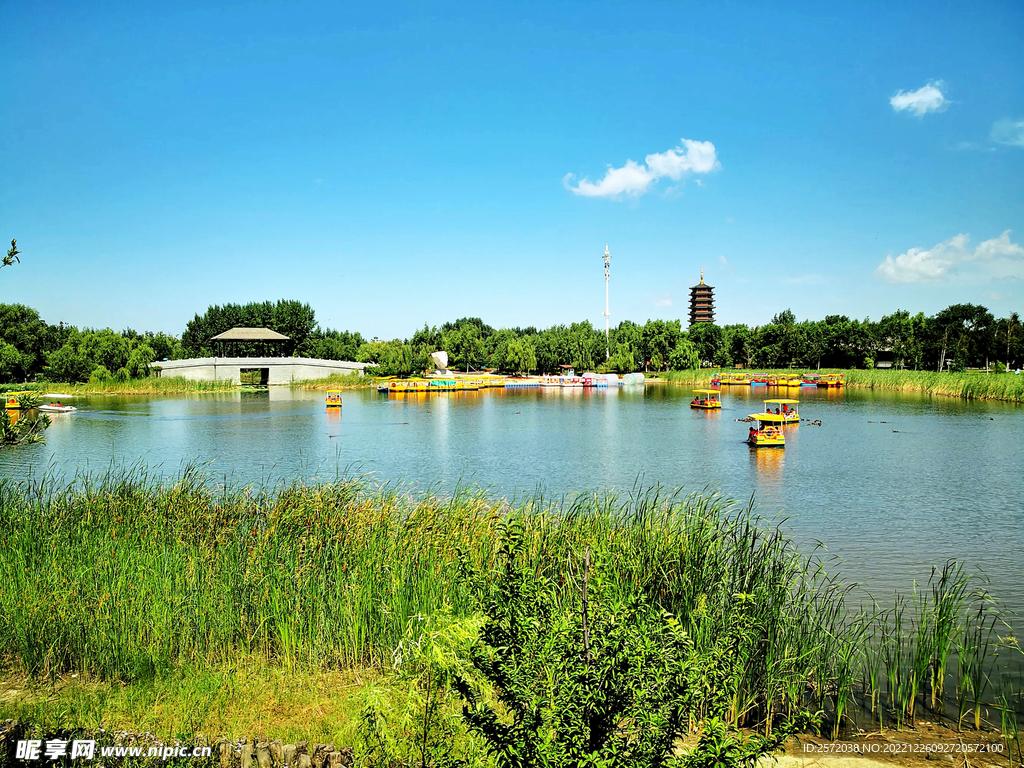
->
[0,299,1020,383]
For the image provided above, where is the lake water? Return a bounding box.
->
[3,383,1023,630]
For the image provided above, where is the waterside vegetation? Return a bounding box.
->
[6,376,237,396]
[0,469,1020,761]
[660,368,1024,403]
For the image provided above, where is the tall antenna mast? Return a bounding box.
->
[602,244,611,360]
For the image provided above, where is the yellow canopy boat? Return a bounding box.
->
[761,399,800,424]
[818,373,845,388]
[720,372,749,385]
[325,390,343,408]
[4,391,33,410]
[690,389,722,410]
[746,414,786,448]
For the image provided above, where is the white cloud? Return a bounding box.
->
[991,118,1024,147]
[565,139,718,198]
[876,230,1024,283]
[890,80,949,116]
[717,254,728,265]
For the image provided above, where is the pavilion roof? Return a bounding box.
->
[210,327,290,341]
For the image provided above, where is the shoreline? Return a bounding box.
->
[6,369,1024,403]
[659,369,1024,404]
[0,472,1020,759]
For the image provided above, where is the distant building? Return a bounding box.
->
[688,270,715,327]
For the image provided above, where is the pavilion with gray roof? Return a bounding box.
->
[210,327,291,358]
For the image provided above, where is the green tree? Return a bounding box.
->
[994,312,1022,371]
[566,321,600,371]
[487,328,518,372]
[0,304,49,380]
[931,304,994,371]
[443,324,487,372]
[504,337,537,374]
[640,320,683,372]
[0,342,25,382]
[722,325,752,368]
[182,300,317,356]
[45,341,90,382]
[687,323,723,367]
[669,337,700,370]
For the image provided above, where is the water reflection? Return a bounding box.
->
[750,445,784,478]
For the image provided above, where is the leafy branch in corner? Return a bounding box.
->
[3,239,20,270]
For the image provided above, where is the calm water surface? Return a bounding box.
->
[3,383,1022,628]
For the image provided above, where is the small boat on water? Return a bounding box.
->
[818,373,845,388]
[746,414,785,448]
[800,374,821,387]
[39,404,77,413]
[325,390,343,408]
[690,389,722,410]
[4,391,34,410]
[761,398,800,424]
[779,375,803,388]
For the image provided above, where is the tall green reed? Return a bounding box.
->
[0,467,1020,737]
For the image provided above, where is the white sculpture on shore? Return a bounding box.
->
[429,351,449,374]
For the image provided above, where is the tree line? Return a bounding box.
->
[686,305,1022,372]
[0,297,1020,383]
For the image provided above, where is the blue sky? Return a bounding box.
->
[2,1,1022,338]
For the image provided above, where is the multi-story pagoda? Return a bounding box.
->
[688,270,715,327]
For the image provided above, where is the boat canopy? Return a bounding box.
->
[694,389,720,395]
[764,399,799,405]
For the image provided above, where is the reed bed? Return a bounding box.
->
[0,468,1020,738]
[293,372,375,390]
[24,377,236,395]
[657,370,719,386]
[844,369,1024,402]
[661,368,1024,403]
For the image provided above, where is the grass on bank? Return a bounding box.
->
[0,662,373,746]
[0,467,1021,753]
[293,372,375,390]
[4,377,236,396]
[660,368,1024,403]
[1,372,373,396]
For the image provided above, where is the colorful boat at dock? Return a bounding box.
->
[818,373,845,388]
[379,379,457,394]
[760,398,800,424]
[690,389,722,410]
[720,373,749,385]
[746,413,785,448]
[800,374,821,387]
